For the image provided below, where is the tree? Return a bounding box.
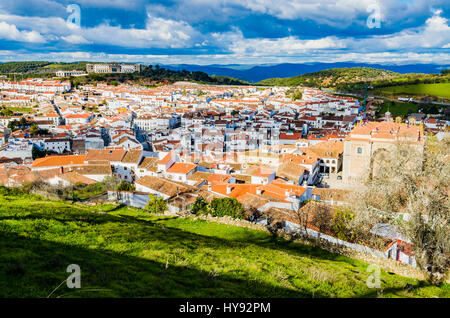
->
[32,146,48,160]
[102,175,121,191]
[190,196,210,215]
[30,123,39,135]
[116,182,135,192]
[19,117,28,128]
[7,119,19,131]
[353,137,449,284]
[145,194,167,214]
[293,200,312,233]
[0,108,13,116]
[333,207,356,241]
[209,198,245,219]
[311,203,333,239]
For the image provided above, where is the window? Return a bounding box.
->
[357,147,362,154]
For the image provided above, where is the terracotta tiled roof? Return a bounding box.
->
[135,175,194,197]
[121,150,142,164]
[277,162,308,181]
[137,157,158,169]
[32,155,87,168]
[86,149,126,162]
[58,171,97,185]
[166,162,197,175]
[158,151,175,165]
[207,173,232,184]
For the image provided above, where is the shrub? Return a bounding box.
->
[333,207,356,242]
[116,182,135,192]
[190,196,210,215]
[209,198,245,219]
[145,194,167,214]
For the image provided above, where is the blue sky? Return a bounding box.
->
[0,0,448,65]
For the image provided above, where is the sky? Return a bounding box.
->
[0,0,449,65]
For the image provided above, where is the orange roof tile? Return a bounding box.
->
[32,155,87,168]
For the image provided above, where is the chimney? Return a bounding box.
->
[285,190,291,197]
[60,166,63,174]
[226,185,233,194]
[256,187,263,195]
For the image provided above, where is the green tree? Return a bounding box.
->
[19,117,28,127]
[7,119,19,131]
[0,108,13,116]
[116,182,135,192]
[190,196,210,215]
[30,123,39,135]
[333,207,356,241]
[145,194,167,214]
[32,146,48,160]
[209,198,245,219]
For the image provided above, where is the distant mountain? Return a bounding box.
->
[164,63,449,83]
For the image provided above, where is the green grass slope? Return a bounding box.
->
[374,83,450,99]
[0,188,448,298]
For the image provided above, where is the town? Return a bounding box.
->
[0,64,448,273]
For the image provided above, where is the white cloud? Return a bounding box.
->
[61,34,91,44]
[0,11,200,48]
[0,50,448,66]
[78,15,199,48]
[375,10,450,49]
[0,2,448,65]
[0,21,46,43]
[216,10,450,58]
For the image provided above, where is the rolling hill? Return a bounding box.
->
[164,63,449,83]
[257,67,399,87]
[0,62,249,86]
[0,187,448,298]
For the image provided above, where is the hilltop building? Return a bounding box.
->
[86,63,142,74]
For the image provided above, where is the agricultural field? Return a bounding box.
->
[0,187,448,298]
[374,83,450,99]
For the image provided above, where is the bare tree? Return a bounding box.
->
[293,201,311,233]
[311,203,333,240]
[352,136,449,284]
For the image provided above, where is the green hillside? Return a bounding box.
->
[257,68,450,97]
[0,187,448,298]
[0,61,249,86]
[373,83,450,99]
[258,67,399,87]
[0,61,53,73]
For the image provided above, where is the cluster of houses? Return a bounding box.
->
[1,79,448,267]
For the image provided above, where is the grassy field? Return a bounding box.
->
[376,101,419,118]
[0,188,448,298]
[374,83,450,99]
[0,106,34,114]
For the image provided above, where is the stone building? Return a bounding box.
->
[342,121,424,183]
